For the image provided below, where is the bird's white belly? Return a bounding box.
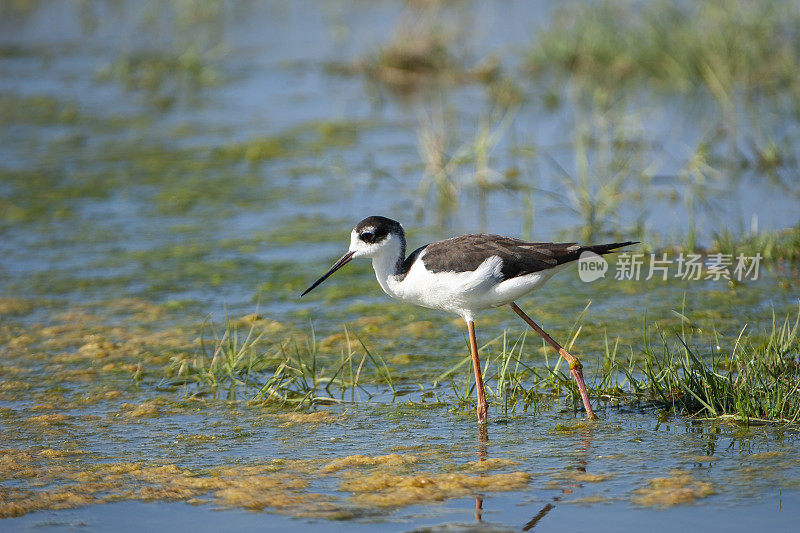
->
[382,256,569,320]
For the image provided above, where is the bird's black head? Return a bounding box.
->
[353,216,404,246]
[300,216,405,297]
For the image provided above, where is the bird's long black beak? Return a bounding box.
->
[300,251,356,296]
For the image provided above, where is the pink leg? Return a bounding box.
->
[509,302,597,420]
[467,321,488,424]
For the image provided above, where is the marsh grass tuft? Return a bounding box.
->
[713,223,800,265]
[326,2,499,95]
[599,305,800,423]
[163,313,272,400]
[163,303,799,425]
[414,108,518,227]
[441,304,593,416]
[527,0,800,95]
[163,314,395,407]
[442,304,800,424]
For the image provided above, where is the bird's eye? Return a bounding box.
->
[361,231,375,243]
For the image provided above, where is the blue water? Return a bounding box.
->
[2,0,799,530]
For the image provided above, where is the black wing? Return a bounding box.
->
[418,234,637,280]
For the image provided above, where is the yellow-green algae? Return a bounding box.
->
[277,411,343,427]
[631,470,715,507]
[1,285,798,520]
[0,298,35,316]
[317,453,530,508]
[460,458,522,472]
[321,454,420,474]
[340,471,530,507]
[564,494,611,505]
[0,297,537,519]
[551,470,613,483]
[0,451,327,518]
[0,446,537,518]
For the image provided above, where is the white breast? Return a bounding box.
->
[382,252,568,321]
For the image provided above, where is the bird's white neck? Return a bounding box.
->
[369,233,405,297]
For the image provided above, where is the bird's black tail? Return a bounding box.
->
[582,241,639,256]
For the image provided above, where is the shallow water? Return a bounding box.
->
[1,0,799,530]
[2,398,799,530]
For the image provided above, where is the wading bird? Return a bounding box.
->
[301,216,636,422]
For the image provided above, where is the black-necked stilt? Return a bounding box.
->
[301,215,637,422]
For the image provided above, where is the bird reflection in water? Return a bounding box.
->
[466,422,595,530]
[474,424,489,521]
[523,423,594,531]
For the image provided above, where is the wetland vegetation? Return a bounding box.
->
[1,0,799,530]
